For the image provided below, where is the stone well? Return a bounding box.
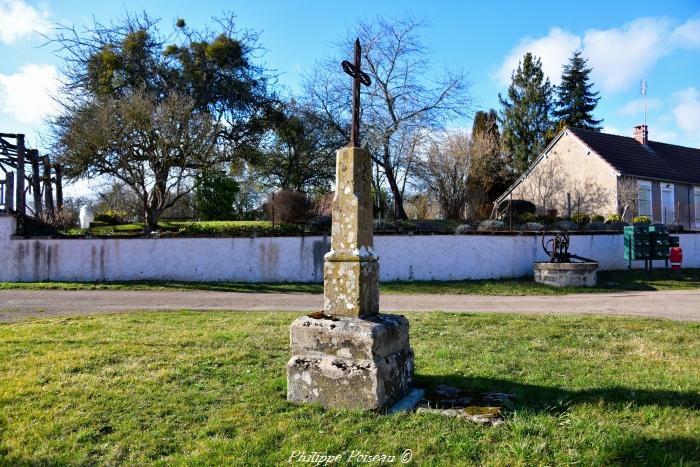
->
[533,261,598,287]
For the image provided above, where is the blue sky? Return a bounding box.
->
[1,0,699,158]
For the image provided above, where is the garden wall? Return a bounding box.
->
[1,215,699,283]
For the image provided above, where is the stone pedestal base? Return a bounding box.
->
[533,261,598,287]
[287,314,414,410]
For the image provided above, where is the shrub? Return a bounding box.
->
[454,224,473,234]
[517,212,537,224]
[193,170,239,221]
[177,221,302,237]
[373,219,396,232]
[264,190,313,224]
[94,210,127,225]
[591,214,605,223]
[605,214,622,224]
[632,215,651,224]
[399,220,455,234]
[305,216,331,233]
[571,213,590,225]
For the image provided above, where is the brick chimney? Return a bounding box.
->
[634,124,648,145]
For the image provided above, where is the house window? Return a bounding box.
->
[694,187,700,226]
[638,180,652,217]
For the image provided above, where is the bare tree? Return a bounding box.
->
[617,176,639,221]
[417,130,472,220]
[54,89,221,230]
[304,16,471,219]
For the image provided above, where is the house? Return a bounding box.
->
[494,125,700,229]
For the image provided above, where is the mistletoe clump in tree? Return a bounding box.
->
[51,14,274,230]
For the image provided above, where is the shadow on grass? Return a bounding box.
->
[607,435,700,465]
[416,374,700,413]
[416,375,700,462]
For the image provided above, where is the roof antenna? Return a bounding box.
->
[640,79,648,127]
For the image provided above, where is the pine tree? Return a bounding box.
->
[553,51,602,131]
[498,53,553,176]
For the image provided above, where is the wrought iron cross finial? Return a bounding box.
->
[341,38,371,147]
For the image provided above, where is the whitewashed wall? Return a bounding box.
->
[1,216,698,283]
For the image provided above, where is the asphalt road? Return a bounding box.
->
[0,289,698,323]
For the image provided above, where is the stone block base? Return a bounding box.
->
[533,261,598,287]
[287,314,414,410]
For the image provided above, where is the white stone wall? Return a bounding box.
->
[1,216,698,283]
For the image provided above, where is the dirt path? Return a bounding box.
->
[0,289,698,323]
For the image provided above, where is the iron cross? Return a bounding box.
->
[341,39,371,147]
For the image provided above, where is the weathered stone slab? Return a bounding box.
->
[290,314,410,360]
[287,314,414,410]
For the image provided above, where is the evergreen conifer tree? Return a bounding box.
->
[498,53,553,175]
[553,51,602,131]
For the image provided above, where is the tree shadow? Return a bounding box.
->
[416,374,700,413]
[415,375,700,462]
[605,435,700,465]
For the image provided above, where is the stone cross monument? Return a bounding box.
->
[287,39,414,410]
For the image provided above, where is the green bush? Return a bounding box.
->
[193,170,240,220]
[605,214,622,224]
[632,215,651,224]
[571,213,590,225]
[177,221,303,237]
[94,210,128,225]
[590,214,605,223]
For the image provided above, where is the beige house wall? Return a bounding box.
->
[509,131,619,217]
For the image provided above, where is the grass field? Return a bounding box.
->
[0,311,698,465]
[2,268,699,296]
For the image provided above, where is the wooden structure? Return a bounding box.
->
[0,133,63,233]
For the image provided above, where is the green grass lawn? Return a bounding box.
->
[0,311,698,465]
[2,268,700,296]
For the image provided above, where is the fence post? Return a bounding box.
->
[30,150,42,216]
[5,173,13,212]
[43,155,54,216]
[54,164,63,213]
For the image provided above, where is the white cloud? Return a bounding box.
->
[671,17,700,49]
[0,0,50,44]
[602,125,624,136]
[492,27,581,86]
[0,64,60,123]
[649,127,677,144]
[583,17,671,93]
[618,97,662,116]
[672,87,700,134]
[494,15,700,94]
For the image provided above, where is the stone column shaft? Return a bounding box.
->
[323,147,378,318]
